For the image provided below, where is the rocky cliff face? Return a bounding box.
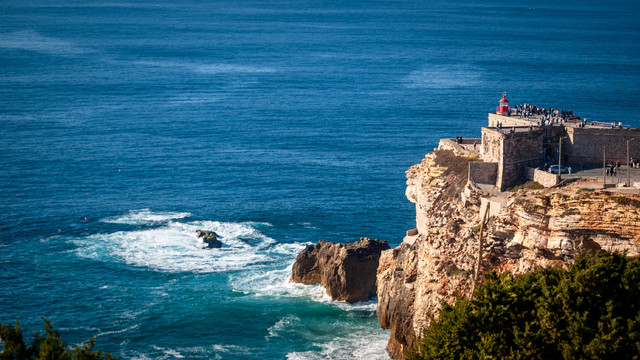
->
[377,149,640,360]
[291,237,390,303]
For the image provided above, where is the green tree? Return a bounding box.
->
[0,319,118,360]
[409,252,640,360]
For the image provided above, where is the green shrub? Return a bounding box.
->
[609,196,640,209]
[505,181,544,192]
[0,319,119,360]
[409,252,640,360]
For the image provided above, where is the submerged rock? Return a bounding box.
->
[196,230,222,248]
[291,237,390,303]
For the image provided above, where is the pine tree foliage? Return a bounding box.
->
[408,252,640,360]
[0,319,118,360]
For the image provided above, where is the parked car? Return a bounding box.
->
[548,165,572,174]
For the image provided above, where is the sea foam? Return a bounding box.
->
[229,255,379,312]
[286,327,391,360]
[73,210,277,273]
[101,209,192,225]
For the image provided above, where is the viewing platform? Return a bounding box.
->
[487,111,634,131]
[446,94,640,193]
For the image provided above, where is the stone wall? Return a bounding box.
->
[480,128,502,163]
[480,196,509,218]
[488,113,536,128]
[567,127,640,164]
[482,127,545,190]
[438,138,481,157]
[496,129,544,191]
[524,167,559,188]
[469,161,498,185]
[478,116,640,192]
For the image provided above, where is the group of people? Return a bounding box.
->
[455,136,478,151]
[606,159,640,176]
[606,161,622,176]
[513,104,578,124]
[514,104,575,118]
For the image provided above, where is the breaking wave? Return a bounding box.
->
[72,210,278,273]
[102,209,192,225]
[230,257,379,312]
[286,328,391,360]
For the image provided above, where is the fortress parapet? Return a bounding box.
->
[464,95,640,191]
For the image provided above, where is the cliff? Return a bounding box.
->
[376,149,640,360]
[291,238,390,303]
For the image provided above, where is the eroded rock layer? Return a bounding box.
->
[377,150,640,360]
[291,237,390,303]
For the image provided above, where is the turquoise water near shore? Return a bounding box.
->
[1,0,639,358]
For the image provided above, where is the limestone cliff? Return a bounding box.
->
[291,238,390,303]
[376,149,640,360]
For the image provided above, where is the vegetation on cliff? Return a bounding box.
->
[0,319,118,360]
[408,252,640,360]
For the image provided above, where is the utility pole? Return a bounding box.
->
[471,207,490,298]
[558,136,563,182]
[628,138,635,187]
[603,146,606,188]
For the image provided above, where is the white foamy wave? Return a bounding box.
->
[73,213,278,273]
[151,345,184,359]
[268,242,310,256]
[230,261,329,301]
[0,30,86,56]
[210,344,251,353]
[102,209,192,224]
[339,298,379,312]
[230,260,379,312]
[132,344,251,360]
[266,315,301,339]
[287,329,391,360]
[298,222,319,229]
[96,324,140,337]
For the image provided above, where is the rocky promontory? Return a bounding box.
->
[291,237,390,303]
[377,149,640,359]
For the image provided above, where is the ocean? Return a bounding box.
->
[1,0,639,358]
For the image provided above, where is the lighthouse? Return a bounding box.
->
[496,92,510,115]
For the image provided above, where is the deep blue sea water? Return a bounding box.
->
[1,0,639,358]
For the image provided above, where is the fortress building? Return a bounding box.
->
[443,94,640,191]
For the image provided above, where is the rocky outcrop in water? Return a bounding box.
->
[196,230,222,248]
[377,149,640,359]
[291,237,390,303]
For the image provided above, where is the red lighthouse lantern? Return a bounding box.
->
[496,92,510,115]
